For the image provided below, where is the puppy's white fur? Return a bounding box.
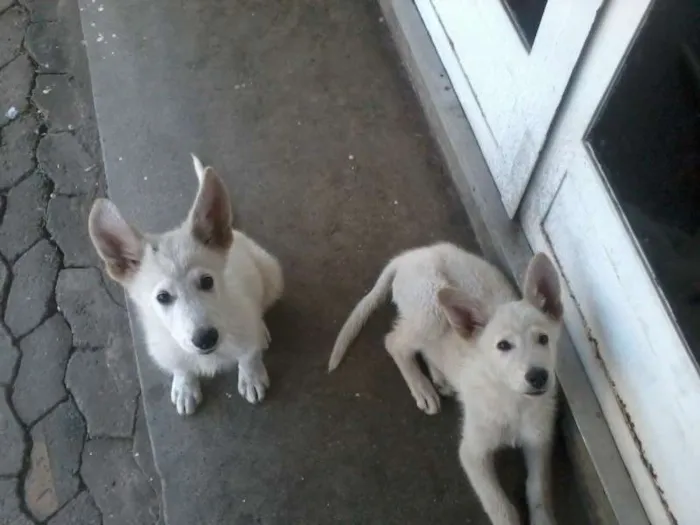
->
[88,155,283,416]
[329,243,563,525]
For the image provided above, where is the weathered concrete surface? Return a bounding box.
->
[0,477,33,525]
[47,194,100,266]
[0,54,33,127]
[25,21,71,73]
[25,400,84,520]
[19,0,61,22]
[47,491,102,525]
[82,438,160,525]
[66,341,140,438]
[56,267,131,349]
[33,74,84,131]
[0,324,18,386]
[0,6,27,68]
[0,387,24,476]
[12,314,72,425]
[0,113,38,190]
[5,239,60,337]
[79,0,589,524]
[0,0,156,522]
[0,172,50,261]
[38,132,99,195]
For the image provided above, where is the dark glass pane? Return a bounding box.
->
[502,0,548,49]
[587,0,700,367]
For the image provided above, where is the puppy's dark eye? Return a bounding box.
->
[496,340,512,351]
[537,333,549,345]
[156,291,174,305]
[199,275,214,291]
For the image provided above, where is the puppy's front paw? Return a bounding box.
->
[238,362,269,404]
[411,376,441,415]
[171,374,202,416]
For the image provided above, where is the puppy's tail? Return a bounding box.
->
[328,259,398,371]
[191,153,206,182]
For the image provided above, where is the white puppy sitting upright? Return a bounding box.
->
[329,243,563,525]
[88,155,283,416]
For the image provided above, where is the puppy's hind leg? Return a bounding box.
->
[247,241,284,311]
[385,320,441,415]
[459,438,519,525]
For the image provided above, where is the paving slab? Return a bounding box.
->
[56,267,130,349]
[47,491,102,525]
[25,21,71,73]
[78,0,591,524]
[33,74,83,132]
[0,324,18,386]
[66,340,140,438]
[12,314,72,425]
[0,6,27,69]
[0,172,51,262]
[82,438,160,525]
[38,132,100,195]
[5,239,60,337]
[47,193,100,266]
[0,0,154,521]
[19,0,60,22]
[0,113,38,190]
[25,400,85,520]
[0,54,33,127]
[0,387,25,476]
[0,477,33,525]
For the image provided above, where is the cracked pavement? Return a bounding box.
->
[0,0,160,523]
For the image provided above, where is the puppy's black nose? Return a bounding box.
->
[192,327,219,352]
[525,367,549,390]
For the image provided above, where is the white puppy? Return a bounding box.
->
[89,155,283,416]
[329,243,563,525]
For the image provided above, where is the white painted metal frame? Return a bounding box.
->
[417,0,700,523]
[518,1,699,524]
[416,0,603,216]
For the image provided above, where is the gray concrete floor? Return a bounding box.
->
[77,0,591,523]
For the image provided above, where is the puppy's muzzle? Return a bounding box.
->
[192,327,219,354]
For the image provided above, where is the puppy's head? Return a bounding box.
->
[438,253,563,396]
[88,155,234,356]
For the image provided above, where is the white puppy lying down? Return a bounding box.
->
[329,243,563,525]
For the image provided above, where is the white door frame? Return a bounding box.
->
[416,0,603,216]
[518,1,699,524]
[417,0,700,523]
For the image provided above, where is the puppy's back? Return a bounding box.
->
[430,243,516,315]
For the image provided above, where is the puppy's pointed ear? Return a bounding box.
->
[187,163,233,252]
[523,253,563,320]
[438,287,488,338]
[88,199,144,282]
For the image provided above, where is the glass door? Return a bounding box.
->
[517,0,700,522]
